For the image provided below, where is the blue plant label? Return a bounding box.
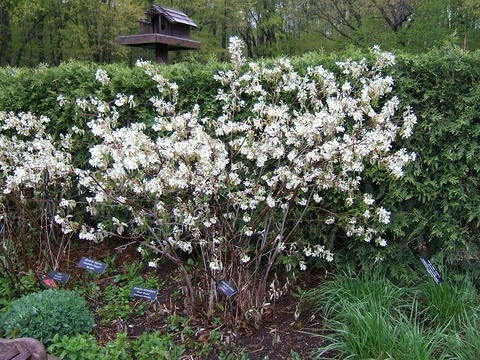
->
[77,257,107,274]
[217,280,237,298]
[420,257,443,284]
[46,271,70,283]
[130,286,157,301]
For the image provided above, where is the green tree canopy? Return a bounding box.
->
[0,0,479,66]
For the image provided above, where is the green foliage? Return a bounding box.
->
[0,60,221,169]
[0,289,94,345]
[1,0,479,67]
[100,284,144,326]
[0,270,41,310]
[303,270,406,317]
[103,332,133,360]
[1,0,146,66]
[196,329,221,357]
[306,271,480,360]
[164,313,190,332]
[0,277,15,312]
[217,350,249,360]
[132,331,185,360]
[417,278,479,329]
[48,331,178,360]
[315,302,447,360]
[295,45,480,271]
[48,334,107,360]
[113,261,143,283]
[100,275,163,326]
[288,350,303,360]
[48,331,185,360]
[445,315,480,360]
[370,46,480,271]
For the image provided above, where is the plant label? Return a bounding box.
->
[77,257,107,274]
[217,280,237,298]
[46,271,70,283]
[130,286,157,301]
[420,257,443,284]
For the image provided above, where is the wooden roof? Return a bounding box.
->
[147,5,198,28]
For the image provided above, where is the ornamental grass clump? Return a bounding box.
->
[0,37,417,325]
[0,289,94,345]
[307,273,448,360]
[417,277,479,330]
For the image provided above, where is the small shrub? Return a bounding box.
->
[99,283,147,326]
[0,289,94,344]
[0,270,41,307]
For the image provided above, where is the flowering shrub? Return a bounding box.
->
[0,110,75,269]
[0,38,416,324]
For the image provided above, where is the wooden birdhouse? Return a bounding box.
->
[117,5,200,64]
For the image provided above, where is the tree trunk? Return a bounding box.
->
[221,0,228,49]
[0,1,11,65]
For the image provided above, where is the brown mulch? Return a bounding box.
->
[233,294,327,359]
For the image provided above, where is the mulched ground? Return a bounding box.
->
[233,294,327,359]
[34,239,335,359]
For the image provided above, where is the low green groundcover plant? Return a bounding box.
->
[47,331,305,359]
[48,332,185,360]
[0,289,94,344]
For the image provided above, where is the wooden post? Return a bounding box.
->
[155,44,168,63]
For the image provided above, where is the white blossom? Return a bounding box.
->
[376,237,388,247]
[376,207,391,224]
[266,196,276,208]
[209,259,223,271]
[95,68,110,85]
[56,94,67,107]
[325,217,335,225]
[363,194,375,205]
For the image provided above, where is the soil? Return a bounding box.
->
[232,294,328,359]
[36,239,335,359]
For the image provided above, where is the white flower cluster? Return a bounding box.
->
[95,68,110,85]
[0,112,72,194]
[228,36,246,70]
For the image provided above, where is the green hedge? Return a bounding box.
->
[384,47,480,271]
[1,47,479,270]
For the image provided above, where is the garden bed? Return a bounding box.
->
[1,239,332,359]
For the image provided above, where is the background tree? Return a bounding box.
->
[0,0,12,65]
[0,0,479,66]
[3,0,145,66]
